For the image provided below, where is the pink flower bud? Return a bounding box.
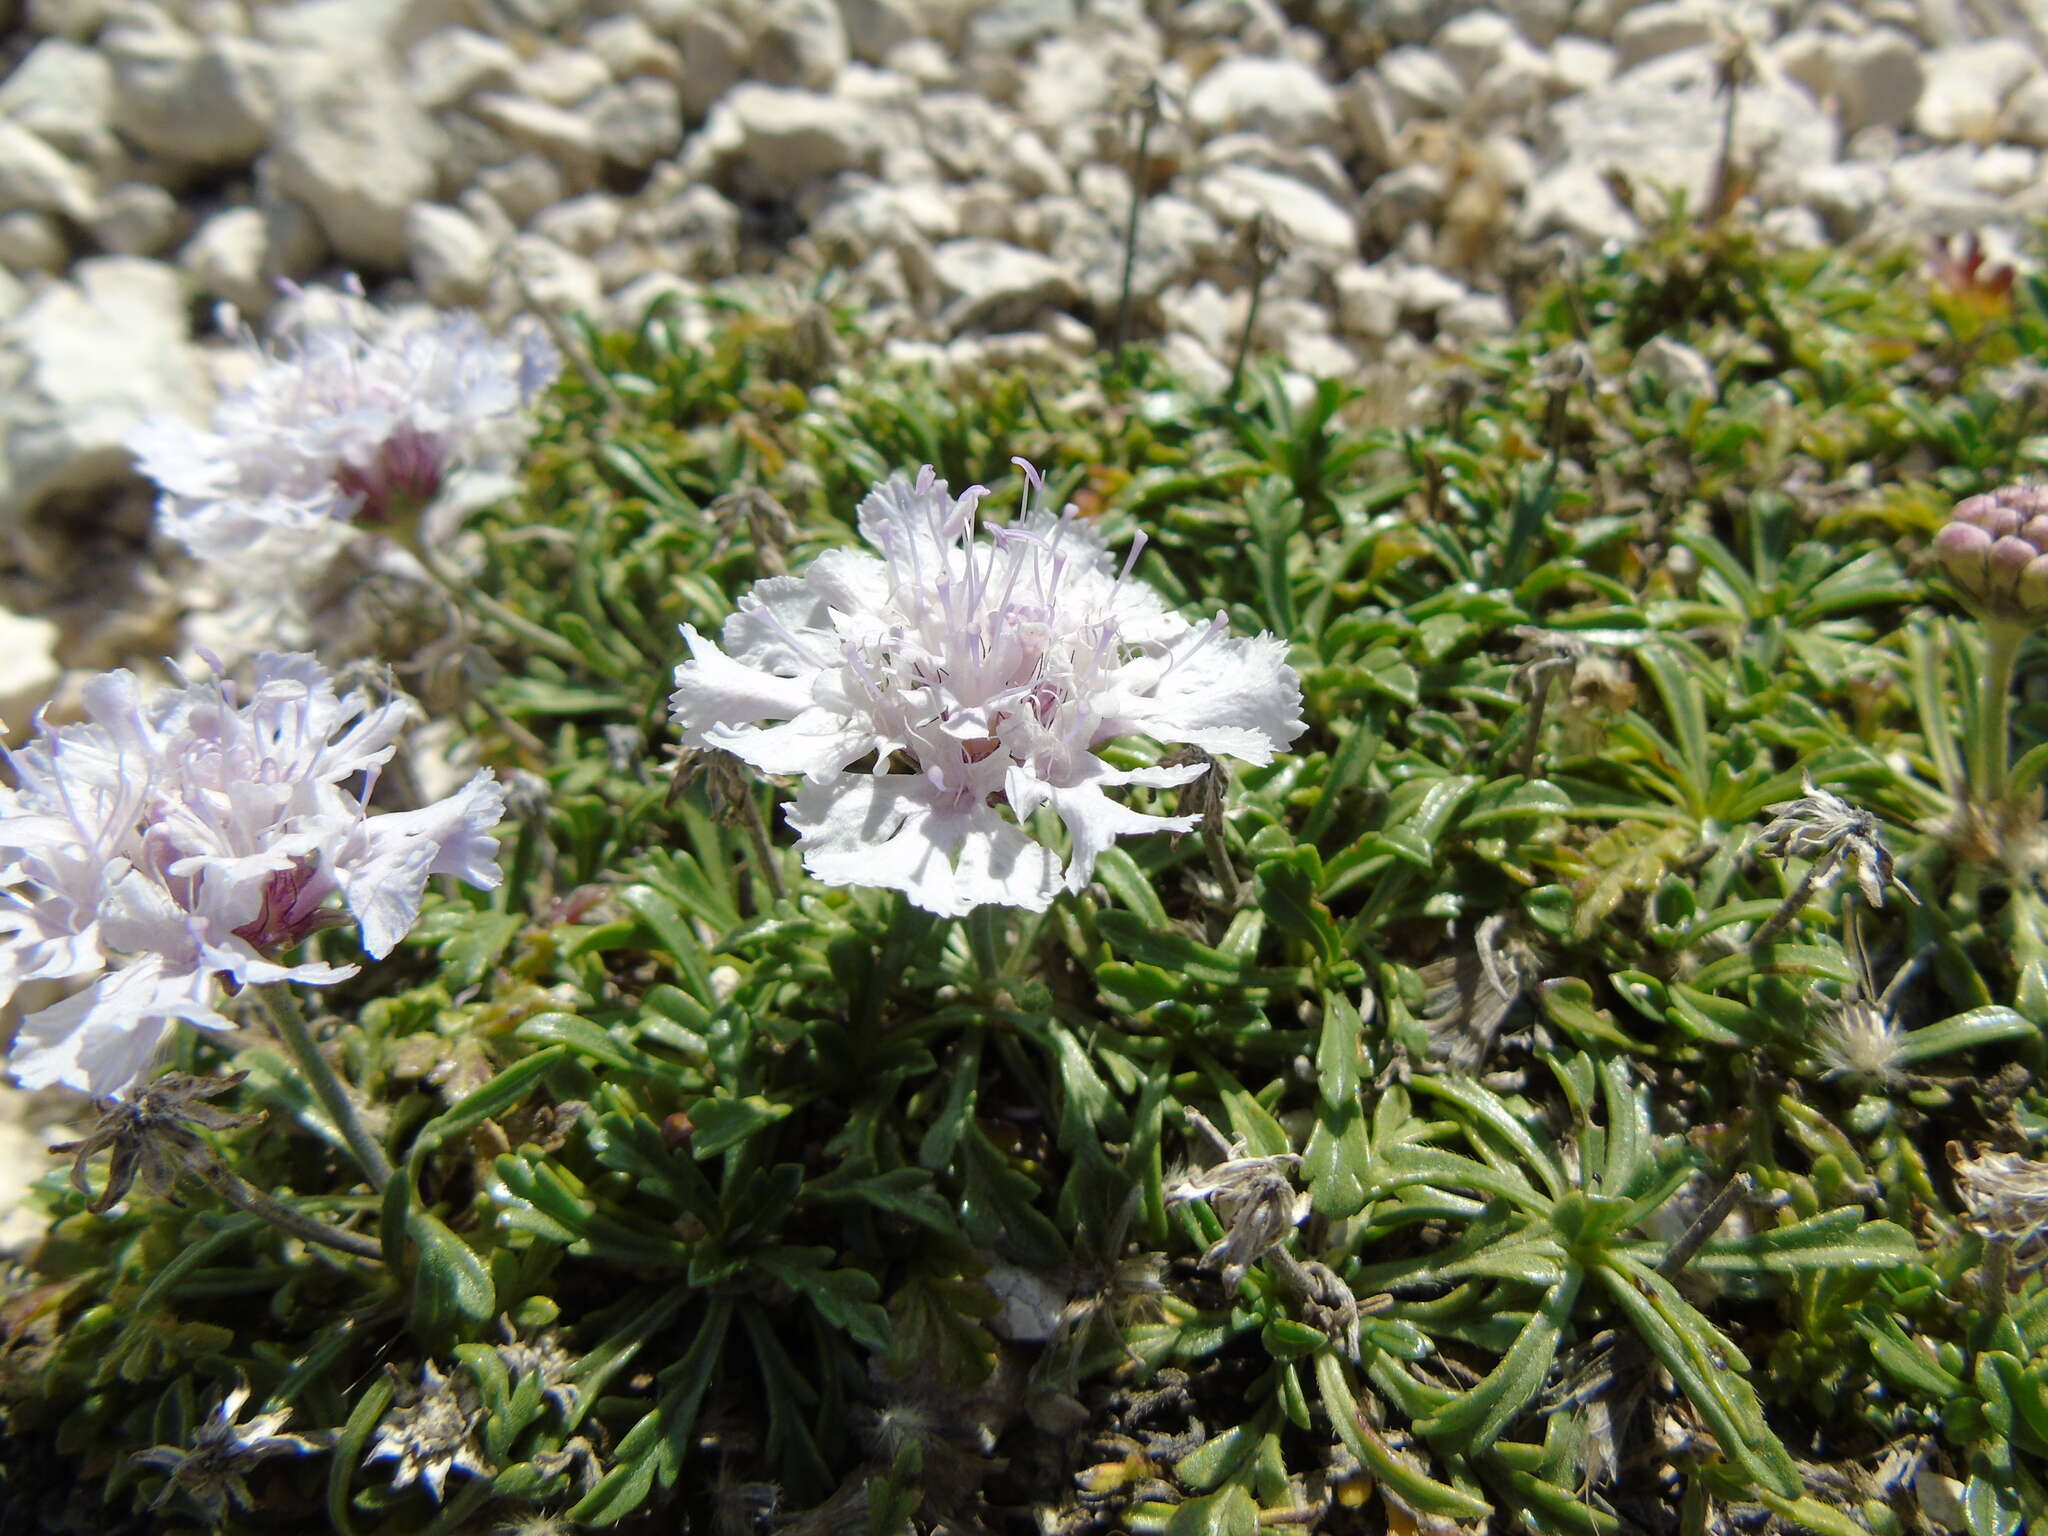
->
[1937,484,2048,626]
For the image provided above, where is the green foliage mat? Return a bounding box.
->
[11,221,2048,1536]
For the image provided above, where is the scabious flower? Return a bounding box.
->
[670,464,1303,916]
[1932,485,2048,630]
[127,283,560,567]
[2,653,505,1100]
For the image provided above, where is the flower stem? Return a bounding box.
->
[1976,620,2026,811]
[191,1154,383,1260]
[257,985,394,1191]
[967,906,1006,984]
[395,525,590,669]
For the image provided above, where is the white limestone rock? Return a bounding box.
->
[1539,46,1837,214]
[266,71,442,269]
[1197,163,1357,254]
[1186,56,1342,147]
[928,237,1082,334]
[1517,159,1640,245]
[586,77,685,167]
[0,39,117,166]
[405,201,496,304]
[406,27,521,110]
[0,120,94,222]
[718,83,873,196]
[837,0,919,64]
[187,197,324,319]
[88,181,185,256]
[513,46,612,108]
[0,257,209,534]
[583,14,684,80]
[654,4,748,118]
[1432,10,1523,87]
[1611,0,1716,69]
[498,232,604,315]
[1914,40,2035,142]
[105,22,280,165]
[0,211,66,273]
[752,0,849,90]
[471,92,602,174]
[1631,333,1716,400]
[0,609,59,737]
[1334,260,1402,339]
[1833,26,1922,134]
[1378,45,1465,120]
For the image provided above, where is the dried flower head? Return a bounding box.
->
[1951,1145,2048,1270]
[496,1317,580,1417]
[671,463,1303,915]
[133,1376,329,1525]
[1814,998,1908,1085]
[49,1069,258,1212]
[3,653,506,1099]
[1933,484,2048,629]
[364,1360,494,1502]
[1164,1108,1310,1291]
[129,283,559,568]
[1756,778,1897,911]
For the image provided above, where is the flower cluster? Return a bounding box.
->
[1932,484,2048,629]
[1952,1145,2048,1270]
[670,464,1303,915]
[128,283,559,567]
[2,653,505,1100]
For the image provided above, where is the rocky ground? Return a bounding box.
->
[1,0,2047,1239]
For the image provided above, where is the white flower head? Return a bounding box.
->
[670,462,1304,915]
[3,653,506,1100]
[128,281,560,567]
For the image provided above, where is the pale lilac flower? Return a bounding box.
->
[2,653,506,1099]
[127,283,559,566]
[670,463,1303,915]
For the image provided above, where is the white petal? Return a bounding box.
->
[721,574,841,671]
[711,707,880,779]
[1046,770,1200,894]
[333,772,505,958]
[669,625,819,748]
[786,774,1062,915]
[1112,629,1304,765]
[8,955,232,1099]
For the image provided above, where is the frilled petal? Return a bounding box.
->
[1010,758,1204,894]
[1112,630,1304,765]
[670,625,821,749]
[721,574,843,671]
[8,955,233,1098]
[333,772,506,958]
[786,775,1063,916]
[712,708,882,779]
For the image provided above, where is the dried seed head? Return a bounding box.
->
[133,1377,328,1524]
[51,1071,260,1213]
[1756,778,1897,910]
[496,1318,580,1417]
[363,1360,493,1502]
[1814,997,1907,1084]
[1164,1108,1309,1291]
[1951,1145,2048,1268]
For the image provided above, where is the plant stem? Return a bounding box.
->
[1982,1233,2013,1323]
[192,1155,383,1260]
[1111,83,1160,358]
[738,784,787,905]
[1976,620,2026,812]
[967,906,1006,985]
[403,531,592,669]
[257,985,394,1192]
[1658,1169,1753,1280]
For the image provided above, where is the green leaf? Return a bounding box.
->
[689,1094,795,1157]
[408,1209,496,1325]
[1164,1486,1259,1536]
[1314,1352,1491,1521]
[571,1301,732,1525]
[1415,1270,1581,1451]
